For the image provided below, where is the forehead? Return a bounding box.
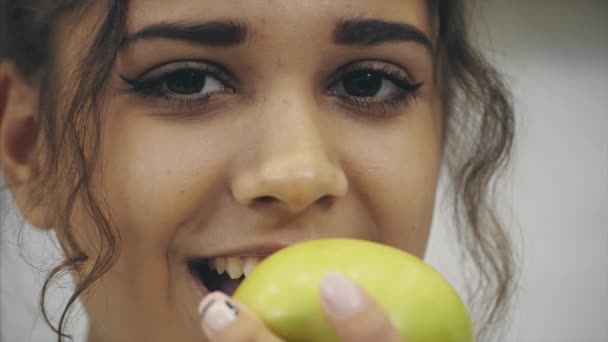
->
[127,0,432,36]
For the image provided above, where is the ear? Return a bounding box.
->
[0,61,54,229]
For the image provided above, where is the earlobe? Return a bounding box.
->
[0,62,54,229]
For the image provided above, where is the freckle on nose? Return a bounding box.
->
[273,57,284,68]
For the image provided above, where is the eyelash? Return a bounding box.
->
[326,62,423,116]
[120,61,423,116]
[121,62,236,109]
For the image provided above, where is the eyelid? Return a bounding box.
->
[324,59,424,117]
[327,59,419,88]
[118,60,238,115]
[124,59,238,88]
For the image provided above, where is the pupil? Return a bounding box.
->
[166,70,206,94]
[343,70,382,97]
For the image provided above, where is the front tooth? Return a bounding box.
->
[226,257,244,279]
[208,258,216,270]
[243,257,259,277]
[215,257,226,274]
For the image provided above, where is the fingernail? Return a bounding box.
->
[320,272,366,318]
[199,292,239,334]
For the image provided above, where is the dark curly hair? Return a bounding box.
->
[0,1,517,341]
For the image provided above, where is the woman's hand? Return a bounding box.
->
[199,272,402,342]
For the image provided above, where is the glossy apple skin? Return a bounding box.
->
[233,238,475,342]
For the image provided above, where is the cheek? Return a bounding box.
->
[98,115,233,250]
[339,105,442,255]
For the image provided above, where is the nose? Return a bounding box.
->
[231,94,348,214]
[232,151,348,214]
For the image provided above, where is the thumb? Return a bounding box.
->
[319,272,403,342]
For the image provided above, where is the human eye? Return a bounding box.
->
[120,60,236,110]
[326,61,424,116]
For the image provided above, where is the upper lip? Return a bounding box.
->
[186,240,309,259]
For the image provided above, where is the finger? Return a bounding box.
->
[320,272,403,342]
[198,291,284,342]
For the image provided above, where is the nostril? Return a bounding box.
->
[252,194,333,212]
[255,196,278,204]
[317,195,333,209]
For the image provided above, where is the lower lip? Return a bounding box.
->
[188,270,210,299]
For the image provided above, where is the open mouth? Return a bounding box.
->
[187,256,261,296]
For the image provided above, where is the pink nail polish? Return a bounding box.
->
[320,272,366,318]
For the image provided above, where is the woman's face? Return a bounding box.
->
[51,0,441,341]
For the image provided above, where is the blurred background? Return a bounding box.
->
[2,1,607,341]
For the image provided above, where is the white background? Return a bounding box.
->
[2,1,607,341]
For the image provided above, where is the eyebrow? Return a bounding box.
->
[333,18,433,52]
[122,19,249,47]
[122,17,433,52]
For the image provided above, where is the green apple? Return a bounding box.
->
[233,238,474,342]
